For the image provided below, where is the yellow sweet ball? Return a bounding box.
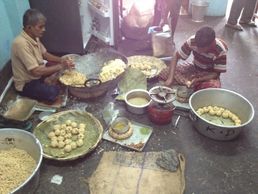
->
[213,106,219,111]
[78,128,85,133]
[79,123,86,129]
[207,105,212,109]
[50,140,58,148]
[76,139,84,147]
[57,136,65,142]
[209,109,216,116]
[64,133,72,139]
[58,141,65,149]
[64,144,72,153]
[71,128,79,135]
[219,107,225,112]
[50,136,57,141]
[60,130,66,136]
[48,131,55,139]
[203,107,209,113]
[222,111,229,118]
[197,108,204,115]
[231,114,238,121]
[66,120,72,126]
[64,139,72,145]
[54,129,61,136]
[216,110,222,116]
[235,121,241,126]
[235,119,241,125]
[71,122,77,128]
[70,142,77,150]
[78,133,85,139]
[228,112,233,118]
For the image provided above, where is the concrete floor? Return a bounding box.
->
[24,15,258,194]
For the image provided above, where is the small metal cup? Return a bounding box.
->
[111,117,130,134]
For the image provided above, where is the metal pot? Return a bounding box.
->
[68,48,128,99]
[189,88,255,141]
[0,128,43,193]
[125,89,151,114]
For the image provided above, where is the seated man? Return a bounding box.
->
[159,26,228,91]
[11,9,74,103]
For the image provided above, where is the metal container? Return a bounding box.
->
[0,128,43,193]
[189,88,255,141]
[191,0,209,22]
[111,117,130,134]
[68,48,128,99]
[3,98,37,121]
[125,89,151,114]
[148,86,176,125]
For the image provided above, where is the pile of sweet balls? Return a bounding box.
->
[47,120,86,153]
[196,106,241,126]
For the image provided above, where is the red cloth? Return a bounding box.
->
[174,62,221,91]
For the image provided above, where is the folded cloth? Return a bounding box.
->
[156,149,179,172]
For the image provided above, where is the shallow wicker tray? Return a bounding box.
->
[33,110,103,161]
[127,55,167,79]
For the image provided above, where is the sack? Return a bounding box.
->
[89,150,185,194]
[152,30,175,57]
[121,1,154,40]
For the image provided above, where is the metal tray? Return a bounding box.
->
[103,120,153,151]
[3,98,37,121]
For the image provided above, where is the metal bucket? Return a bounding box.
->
[0,128,43,193]
[191,0,209,22]
[189,88,255,141]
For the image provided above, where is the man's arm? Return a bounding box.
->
[43,51,75,68]
[43,52,62,63]
[30,63,63,77]
[189,72,220,87]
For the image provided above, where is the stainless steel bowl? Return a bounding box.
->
[111,117,130,134]
[0,128,43,193]
[189,88,255,141]
[125,89,151,114]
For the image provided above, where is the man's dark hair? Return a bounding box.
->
[23,9,46,27]
[195,26,215,48]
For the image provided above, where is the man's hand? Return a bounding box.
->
[186,78,197,88]
[61,57,75,69]
[159,67,173,86]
